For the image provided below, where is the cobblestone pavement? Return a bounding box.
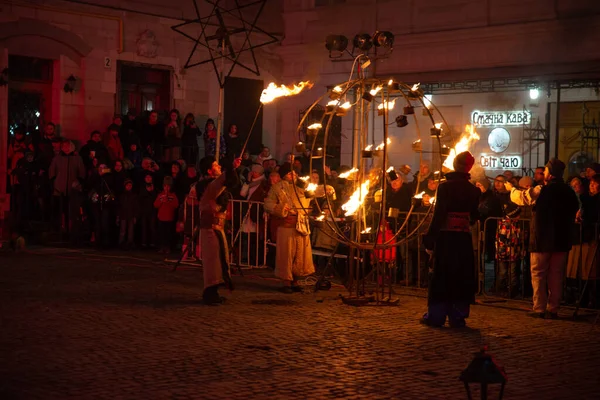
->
[1,248,600,400]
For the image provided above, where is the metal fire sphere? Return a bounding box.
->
[295,77,453,252]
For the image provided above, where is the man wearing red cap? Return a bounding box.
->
[421,151,481,327]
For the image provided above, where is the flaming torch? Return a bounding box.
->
[442,124,480,171]
[237,81,313,159]
[342,180,371,217]
[339,167,359,179]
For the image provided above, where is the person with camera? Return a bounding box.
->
[89,163,117,248]
[199,157,241,305]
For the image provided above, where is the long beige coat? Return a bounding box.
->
[264,180,314,281]
[199,173,231,289]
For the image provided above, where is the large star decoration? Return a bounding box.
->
[172,0,280,88]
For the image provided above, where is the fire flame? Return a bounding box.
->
[411,83,420,91]
[442,124,480,171]
[299,176,310,182]
[413,139,421,144]
[307,123,322,130]
[388,79,394,86]
[361,227,372,234]
[386,166,394,172]
[316,214,326,222]
[377,99,396,111]
[260,81,313,104]
[370,85,383,96]
[306,182,318,192]
[375,137,392,151]
[342,180,370,216]
[424,94,432,109]
[339,168,358,179]
[413,191,426,199]
[327,100,351,110]
[333,86,343,93]
[364,144,373,151]
[434,122,443,129]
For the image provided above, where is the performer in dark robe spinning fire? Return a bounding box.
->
[421,151,481,327]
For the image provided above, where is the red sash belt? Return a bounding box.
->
[442,212,470,233]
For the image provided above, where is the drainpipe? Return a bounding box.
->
[10,1,123,53]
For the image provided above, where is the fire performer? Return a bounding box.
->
[199,157,241,305]
[264,162,315,293]
[421,151,481,327]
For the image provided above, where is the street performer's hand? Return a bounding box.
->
[504,182,513,191]
[233,157,242,169]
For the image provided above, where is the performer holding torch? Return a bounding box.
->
[421,151,481,327]
[199,157,241,305]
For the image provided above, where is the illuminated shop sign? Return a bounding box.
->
[471,110,531,126]
[480,153,522,170]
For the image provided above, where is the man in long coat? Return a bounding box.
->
[422,152,481,327]
[264,162,314,293]
[199,157,241,305]
[507,158,579,318]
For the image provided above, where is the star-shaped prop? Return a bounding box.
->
[172,0,280,88]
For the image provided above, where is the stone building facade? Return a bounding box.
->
[2,0,600,215]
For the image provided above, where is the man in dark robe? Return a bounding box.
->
[199,157,241,305]
[421,151,481,327]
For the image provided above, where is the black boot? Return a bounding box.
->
[202,285,224,305]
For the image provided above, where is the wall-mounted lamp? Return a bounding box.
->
[0,68,8,87]
[63,74,77,93]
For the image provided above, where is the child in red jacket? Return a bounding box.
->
[154,176,179,254]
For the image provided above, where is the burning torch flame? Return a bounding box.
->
[307,123,322,130]
[361,227,372,234]
[386,166,394,173]
[260,81,313,104]
[370,85,383,96]
[411,83,420,91]
[339,168,358,179]
[364,144,373,151]
[413,139,421,144]
[316,214,325,222]
[388,79,394,86]
[342,180,370,216]
[327,100,352,110]
[377,99,396,111]
[333,86,343,93]
[299,176,310,182]
[306,182,318,192]
[434,122,443,129]
[413,191,426,199]
[442,124,480,171]
[375,137,392,151]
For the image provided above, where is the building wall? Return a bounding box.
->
[277,0,600,174]
[0,0,283,213]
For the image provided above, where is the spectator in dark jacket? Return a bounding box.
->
[80,131,110,170]
[117,179,138,248]
[48,140,86,232]
[508,158,579,318]
[154,176,179,254]
[139,174,158,248]
[181,113,201,166]
[126,142,143,169]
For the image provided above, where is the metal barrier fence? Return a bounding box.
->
[228,199,268,269]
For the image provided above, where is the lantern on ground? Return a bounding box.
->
[460,347,507,400]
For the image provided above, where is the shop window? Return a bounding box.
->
[117,62,171,119]
[8,55,53,83]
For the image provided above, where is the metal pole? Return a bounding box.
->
[215,39,225,161]
[554,82,561,159]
